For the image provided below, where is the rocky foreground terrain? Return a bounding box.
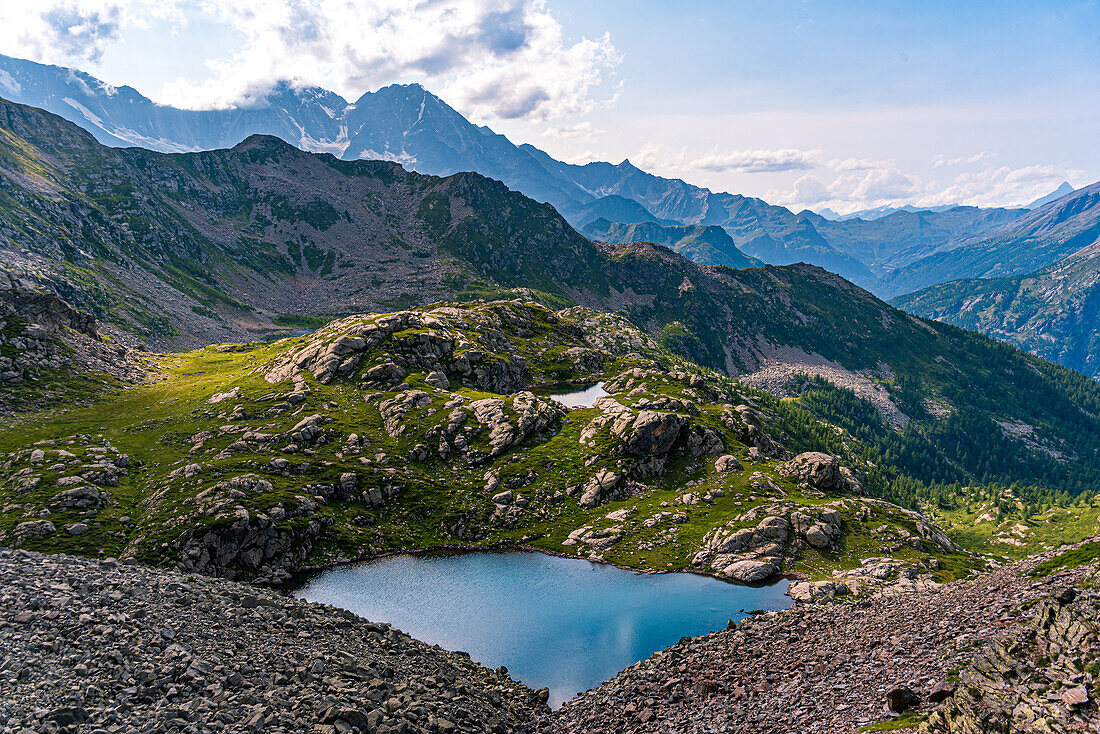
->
[551,541,1100,734]
[3,543,1100,733]
[0,548,548,734]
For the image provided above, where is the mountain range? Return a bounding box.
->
[5,53,1100,384]
[1,52,1077,296]
[879,180,1100,298]
[5,94,1100,500]
[895,235,1100,378]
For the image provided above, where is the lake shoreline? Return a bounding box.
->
[281,540,803,595]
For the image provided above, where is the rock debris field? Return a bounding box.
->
[0,549,547,734]
[2,547,1099,734]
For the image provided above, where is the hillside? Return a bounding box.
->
[894,240,1100,378]
[5,294,1100,592]
[6,98,1100,513]
[582,218,761,269]
[0,299,986,587]
[882,180,1100,298]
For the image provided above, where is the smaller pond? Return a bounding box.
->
[294,551,791,707]
[543,382,609,408]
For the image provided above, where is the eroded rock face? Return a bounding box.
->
[174,511,330,583]
[924,584,1100,733]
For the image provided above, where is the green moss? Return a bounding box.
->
[858,712,928,732]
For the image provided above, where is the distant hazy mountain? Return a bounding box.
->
[805,206,1028,273]
[570,195,663,228]
[895,239,1100,378]
[582,218,762,269]
[832,203,963,222]
[1027,181,1075,209]
[880,181,1100,298]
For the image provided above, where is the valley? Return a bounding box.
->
[0,48,1098,734]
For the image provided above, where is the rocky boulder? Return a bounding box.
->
[788,580,849,603]
[13,520,57,542]
[780,452,861,493]
[714,454,743,473]
[49,485,103,510]
[722,559,778,584]
[610,410,686,456]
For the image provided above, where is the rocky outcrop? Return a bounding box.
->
[790,508,842,549]
[721,405,783,459]
[692,514,789,582]
[610,410,686,456]
[468,392,565,460]
[924,584,1100,733]
[779,452,863,493]
[0,549,547,733]
[692,501,851,582]
[265,304,562,392]
[0,264,142,396]
[173,509,330,584]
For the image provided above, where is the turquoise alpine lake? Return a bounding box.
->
[293,551,791,707]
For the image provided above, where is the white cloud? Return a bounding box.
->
[0,0,620,122]
[165,0,621,121]
[689,147,821,174]
[0,1,180,66]
[827,157,880,172]
[770,159,1082,215]
[930,151,993,168]
[787,174,831,204]
[919,164,1084,208]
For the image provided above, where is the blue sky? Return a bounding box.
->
[1,0,1096,213]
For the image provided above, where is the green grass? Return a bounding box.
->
[0,301,988,583]
[1027,541,1100,577]
[859,712,928,732]
[271,313,330,329]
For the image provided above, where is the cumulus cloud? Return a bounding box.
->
[0,1,178,66]
[924,164,1084,208]
[689,147,821,174]
[787,174,832,205]
[770,158,1081,215]
[0,0,620,122]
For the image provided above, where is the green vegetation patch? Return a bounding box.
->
[1028,541,1100,577]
